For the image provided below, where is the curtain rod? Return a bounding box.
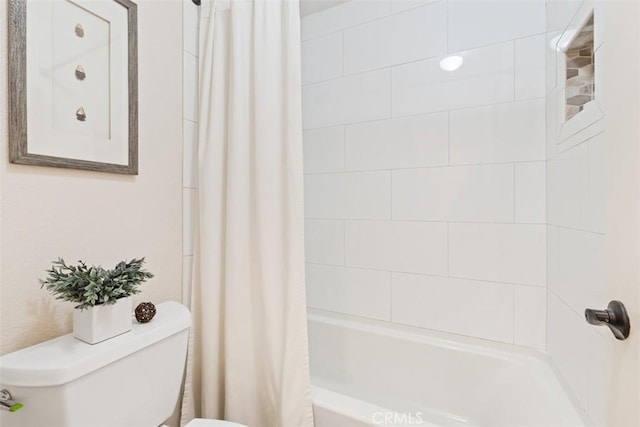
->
[192,0,200,5]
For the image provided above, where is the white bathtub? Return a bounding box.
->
[308,310,588,427]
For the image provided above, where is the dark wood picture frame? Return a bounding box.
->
[8,0,139,175]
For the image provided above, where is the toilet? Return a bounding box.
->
[0,301,245,427]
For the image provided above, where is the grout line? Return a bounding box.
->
[302,0,445,43]
[305,261,545,289]
[302,0,545,57]
[308,306,391,324]
[389,57,394,118]
[341,30,345,78]
[446,110,451,165]
[302,30,547,86]
[389,272,393,322]
[551,122,604,156]
[306,306,519,347]
[306,217,547,226]
[513,163,517,223]
[513,40,517,98]
[390,170,394,220]
[545,287,549,352]
[343,219,347,265]
[445,0,449,53]
[548,288,590,321]
[302,97,546,132]
[446,222,450,276]
[550,223,605,236]
[304,159,546,176]
[512,285,516,344]
[341,126,346,171]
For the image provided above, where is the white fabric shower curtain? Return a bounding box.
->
[183,1,314,426]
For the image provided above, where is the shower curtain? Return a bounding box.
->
[182,0,314,426]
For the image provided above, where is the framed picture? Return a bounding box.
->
[8,0,138,175]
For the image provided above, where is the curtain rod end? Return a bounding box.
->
[192,0,201,5]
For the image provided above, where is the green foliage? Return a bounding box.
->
[40,258,154,310]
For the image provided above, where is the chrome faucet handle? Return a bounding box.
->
[0,389,23,412]
[585,300,631,340]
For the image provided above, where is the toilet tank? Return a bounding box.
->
[0,301,190,427]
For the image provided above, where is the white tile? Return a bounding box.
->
[345,113,448,171]
[392,42,514,117]
[182,188,197,256]
[182,256,193,307]
[547,143,589,230]
[554,48,567,92]
[545,92,559,159]
[391,0,438,14]
[449,223,546,286]
[302,32,343,84]
[306,264,391,320]
[546,31,560,95]
[514,286,546,349]
[303,69,391,129]
[301,0,392,41]
[546,0,583,32]
[304,126,345,173]
[515,162,546,223]
[183,53,199,122]
[183,0,199,56]
[393,164,514,223]
[586,134,605,233]
[551,228,605,318]
[515,34,546,100]
[449,99,545,165]
[546,226,560,294]
[183,120,198,188]
[304,172,391,219]
[448,0,545,52]
[345,220,448,275]
[392,273,514,342]
[343,2,447,75]
[586,328,608,427]
[305,219,345,265]
[547,291,589,408]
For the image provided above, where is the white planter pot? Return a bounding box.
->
[73,297,133,344]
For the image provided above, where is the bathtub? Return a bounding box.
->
[308,310,588,427]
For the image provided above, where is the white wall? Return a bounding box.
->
[545,1,607,424]
[301,0,547,349]
[0,0,184,355]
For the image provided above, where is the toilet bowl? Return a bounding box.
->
[0,301,246,427]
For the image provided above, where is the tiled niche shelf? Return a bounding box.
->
[555,5,603,148]
[565,14,594,121]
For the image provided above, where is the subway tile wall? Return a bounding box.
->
[302,0,547,349]
[182,0,200,307]
[545,1,606,424]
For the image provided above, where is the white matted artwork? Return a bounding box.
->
[8,0,138,175]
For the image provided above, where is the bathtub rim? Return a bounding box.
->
[308,307,592,426]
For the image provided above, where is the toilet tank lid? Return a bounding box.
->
[0,301,191,387]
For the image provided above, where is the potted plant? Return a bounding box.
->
[40,258,154,344]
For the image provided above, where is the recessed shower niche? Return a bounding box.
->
[555,6,602,146]
[565,14,595,121]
